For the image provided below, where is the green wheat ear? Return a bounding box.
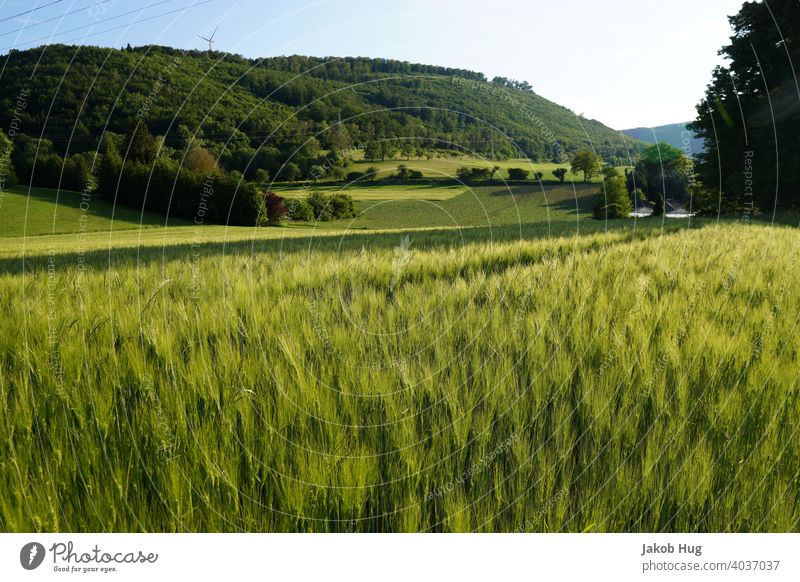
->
[0,222,797,532]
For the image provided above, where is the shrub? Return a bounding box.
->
[456,166,492,181]
[307,191,333,221]
[553,168,568,182]
[306,191,357,221]
[329,192,357,219]
[346,171,365,182]
[63,155,92,192]
[264,191,288,225]
[201,171,263,226]
[184,146,219,175]
[328,166,346,181]
[395,165,410,181]
[285,198,314,221]
[592,176,632,220]
[281,162,302,182]
[395,165,423,181]
[255,169,270,183]
[507,168,529,181]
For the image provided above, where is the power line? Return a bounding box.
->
[0,0,64,24]
[0,0,118,39]
[2,0,176,50]
[55,0,215,47]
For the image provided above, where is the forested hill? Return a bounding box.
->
[0,44,635,172]
[622,123,705,155]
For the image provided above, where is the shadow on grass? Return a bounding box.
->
[12,186,189,227]
[0,219,711,275]
[482,184,598,218]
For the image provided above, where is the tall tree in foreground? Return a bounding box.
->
[690,0,800,212]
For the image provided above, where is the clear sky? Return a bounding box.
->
[0,0,746,129]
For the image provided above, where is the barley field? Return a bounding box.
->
[1,218,798,532]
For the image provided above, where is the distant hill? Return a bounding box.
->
[0,44,637,173]
[622,123,704,155]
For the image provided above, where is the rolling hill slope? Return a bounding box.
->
[622,122,704,155]
[0,44,637,166]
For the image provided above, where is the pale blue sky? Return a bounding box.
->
[0,0,746,128]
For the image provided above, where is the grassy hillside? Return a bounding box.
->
[0,180,610,239]
[0,186,186,237]
[0,219,797,532]
[337,156,611,182]
[274,183,599,231]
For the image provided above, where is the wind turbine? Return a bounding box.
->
[198,25,218,54]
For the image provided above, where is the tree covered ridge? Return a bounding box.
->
[0,43,635,173]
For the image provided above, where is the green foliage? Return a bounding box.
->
[507,168,529,180]
[0,45,635,181]
[255,168,270,183]
[62,154,92,192]
[284,198,314,221]
[281,162,302,182]
[653,195,665,217]
[329,192,357,219]
[553,168,568,183]
[571,151,602,182]
[629,143,692,204]
[0,131,17,188]
[456,166,493,181]
[686,183,719,216]
[125,124,158,164]
[307,191,333,221]
[98,133,122,195]
[639,142,688,167]
[364,141,398,162]
[306,191,357,221]
[691,0,800,210]
[394,165,423,182]
[0,131,10,161]
[593,176,632,219]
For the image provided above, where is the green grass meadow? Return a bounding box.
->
[273,182,600,232]
[341,155,618,183]
[1,181,798,532]
[0,186,186,237]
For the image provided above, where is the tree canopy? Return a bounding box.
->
[571,151,602,182]
[627,143,692,204]
[690,0,800,212]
